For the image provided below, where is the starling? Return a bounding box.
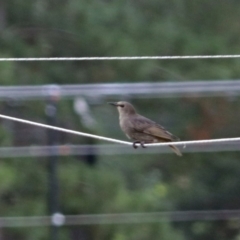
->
[109,101,182,156]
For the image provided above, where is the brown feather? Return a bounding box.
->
[143,126,177,141]
[169,145,182,156]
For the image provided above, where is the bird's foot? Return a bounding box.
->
[133,141,139,149]
[133,141,146,149]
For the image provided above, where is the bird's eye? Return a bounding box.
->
[120,104,124,108]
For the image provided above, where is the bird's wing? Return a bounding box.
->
[132,115,179,141]
[144,125,179,141]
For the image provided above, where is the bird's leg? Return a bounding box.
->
[140,141,147,148]
[133,141,139,149]
[133,141,147,149]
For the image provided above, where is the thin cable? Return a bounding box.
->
[1,55,240,61]
[0,114,130,146]
[0,114,240,148]
[1,209,240,227]
[0,141,239,159]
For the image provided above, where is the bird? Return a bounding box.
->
[109,101,182,156]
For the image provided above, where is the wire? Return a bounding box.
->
[0,141,240,159]
[1,209,240,227]
[1,55,240,61]
[0,113,240,148]
[0,114,130,145]
[1,80,240,100]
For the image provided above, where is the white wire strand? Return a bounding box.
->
[0,114,240,148]
[1,209,240,227]
[1,55,240,61]
[0,114,130,146]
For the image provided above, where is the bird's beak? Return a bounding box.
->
[108,102,119,107]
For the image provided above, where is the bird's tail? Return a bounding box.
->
[169,145,182,157]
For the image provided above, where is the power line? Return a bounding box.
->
[0,113,240,149]
[1,210,240,228]
[1,55,240,62]
[0,80,240,100]
[0,114,130,145]
[0,141,240,159]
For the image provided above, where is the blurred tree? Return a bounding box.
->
[0,0,240,240]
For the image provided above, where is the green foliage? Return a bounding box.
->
[1,0,240,239]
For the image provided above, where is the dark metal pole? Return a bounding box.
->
[45,86,61,240]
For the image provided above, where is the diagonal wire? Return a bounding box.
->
[0,114,130,145]
[0,114,240,148]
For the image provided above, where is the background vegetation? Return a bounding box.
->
[0,0,240,239]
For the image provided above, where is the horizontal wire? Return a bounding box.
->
[1,55,240,61]
[0,114,240,148]
[1,80,240,100]
[1,209,240,227]
[0,141,240,159]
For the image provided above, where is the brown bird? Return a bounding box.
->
[109,101,182,156]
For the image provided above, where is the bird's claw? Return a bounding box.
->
[133,144,138,149]
[133,141,146,149]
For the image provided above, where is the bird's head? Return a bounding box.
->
[108,101,136,116]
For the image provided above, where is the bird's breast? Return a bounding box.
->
[119,116,133,136]
[119,116,127,130]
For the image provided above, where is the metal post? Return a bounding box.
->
[45,85,61,240]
